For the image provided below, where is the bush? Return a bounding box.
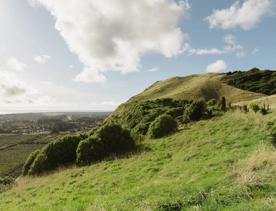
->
[183,101,206,123]
[99,124,136,154]
[250,104,260,113]
[76,136,104,165]
[242,105,249,113]
[27,135,83,175]
[148,114,178,138]
[77,124,136,165]
[28,153,49,175]
[22,150,40,176]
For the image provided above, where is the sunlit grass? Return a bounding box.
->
[0,110,275,210]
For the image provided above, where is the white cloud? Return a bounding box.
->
[148,67,160,72]
[205,0,276,30]
[0,65,56,107]
[31,0,190,83]
[206,60,227,73]
[7,57,26,72]
[34,54,51,64]
[186,34,245,57]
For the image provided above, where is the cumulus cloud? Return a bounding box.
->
[31,0,190,83]
[0,70,33,99]
[206,60,227,73]
[34,54,51,64]
[205,0,276,30]
[7,57,26,72]
[0,64,56,107]
[186,34,245,57]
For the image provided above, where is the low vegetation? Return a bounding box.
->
[224,68,276,95]
[77,124,136,165]
[148,114,177,138]
[1,110,275,210]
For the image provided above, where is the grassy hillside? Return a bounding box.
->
[129,73,264,103]
[106,73,264,128]
[1,71,275,210]
[0,109,275,210]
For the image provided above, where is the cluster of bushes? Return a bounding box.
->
[22,124,136,175]
[22,135,85,175]
[77,124,136,165]
[239,103,271,115]
[23,97,232,175]
[148,114,178,138]
[224,68,276,95]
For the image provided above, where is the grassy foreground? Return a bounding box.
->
[0,110,275,210]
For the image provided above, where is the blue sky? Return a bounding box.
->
[0,0,275,113]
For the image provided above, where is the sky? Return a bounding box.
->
[0,0,275,113]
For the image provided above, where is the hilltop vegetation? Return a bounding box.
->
[0,69,276,210]
[223,68,276,95]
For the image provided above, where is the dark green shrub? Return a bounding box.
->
[242,105,249,113]
[99,124,136,154]
[22,150,40,176]
[149,114,178,138]
[77,124,136,165]
[218,96,227,112]
[166,107,184,118]
[27,135,83,175]
[76,136,105,165]
[260,104,270,115]
[28,153,49,175]
[183,101,206,123]
[250,104,260,113]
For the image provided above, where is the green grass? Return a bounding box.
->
[107,73,265,127]
[1,111,275,210]
[129,73,264,103]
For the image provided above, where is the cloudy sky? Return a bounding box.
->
[0,0,275,113]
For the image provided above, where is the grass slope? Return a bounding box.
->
[130,73,264,103]
[1,110,275,210]
[106,73,264,127]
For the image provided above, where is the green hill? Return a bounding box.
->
[0,70,276,210]
[106,72,265,129]
[129,73,264,102]
[1,110,275,210]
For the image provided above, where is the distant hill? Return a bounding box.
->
[223,68,276,95]
[106,71,266,128]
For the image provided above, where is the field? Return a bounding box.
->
[0,112,109,178]
[0,108,275,210]
[0,134,56,177]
